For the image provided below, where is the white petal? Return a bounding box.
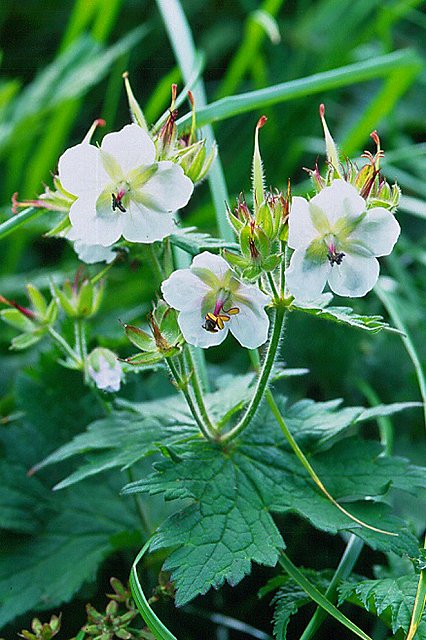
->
[229,302,270,348]
[161,268,210,312]
[178,306,228,348]
[288,196,321,250]
[285,250,330,301]
[191,252,230,279]
[312,179,365,225]
[69,197,122,246]
[101,124,156,174]
[122,200,176,243]
[58,143,109,198]
[73,241,116,264]
[327,253,379,297]
[141,162,194,212]
[348,207,400,257]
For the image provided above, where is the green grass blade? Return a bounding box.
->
[130,541,177,640]
[177,49,422,130]
[299,535,364,640]
[0,208,43,242]
[215,0,285,99]
[278,553,374,640]
[155,0,233,242]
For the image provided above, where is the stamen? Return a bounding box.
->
[327,250,345,266]
[202,306,240,333]
[111,191,127,213]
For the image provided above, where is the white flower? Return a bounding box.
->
[88,347,123,393]
[285,180,401,300]
[73,241,116,265]
[161,251,270,349]
[66,227,116,264]
[58,123,194,246]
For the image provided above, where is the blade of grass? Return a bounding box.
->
[215,0,285,100]
[374,280,426,640]
[177,49,422,130]
[155,0,233,242]
[0,208,43,242]
[299,535,364,640]
[130,541,177,640]
[278,553,374,640]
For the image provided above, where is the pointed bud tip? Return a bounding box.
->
[187,90,194,106]
[256,115,268,130]
[370,130,380,145]
[319,103,325,118]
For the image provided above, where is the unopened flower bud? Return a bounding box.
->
[87,347,123,393]
[52,272,104,319]
[0,285,58,350]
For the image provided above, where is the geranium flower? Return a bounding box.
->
[57,123,194,246]
[285,180,400,300]
[161,251,270,349]
[66,227,116,264]
[88,347,123,392]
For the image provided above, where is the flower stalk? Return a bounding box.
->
[219,305,286,444]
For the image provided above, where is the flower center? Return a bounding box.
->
[326,238,345,266]
[111,185,129,213]
[202,298,240,333]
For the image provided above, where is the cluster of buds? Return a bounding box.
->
[225,116,289,280]
[83,578,153,640]
[124,74,216,185]
[306,104,400,212]
[0,285,58,350]
[18,614,61,640]
[52,270,104,320]
[148,571,176,604]
[122,299,183,367]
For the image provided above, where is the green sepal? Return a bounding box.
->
[263,254,282,272]
[26,284,47,316]
[11,331,44,351]
[256,202,274,239]
[1,308,35,332]
[124,352,164,366]
[159,308,181,346]
[76,280,94,317]
[124,324,157,352]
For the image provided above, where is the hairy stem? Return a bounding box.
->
[48,326,81,367]
[166,356,216,442]
[75,319,89,383]
[220,306,285,444]
[184,346,217,435]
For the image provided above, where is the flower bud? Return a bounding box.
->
[123,301,183,366]
[87,347,123,393]
[0,285,58,350]
[52,272,104,319]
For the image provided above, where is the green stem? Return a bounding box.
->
[184,346,217,435]
[299,535,364,640]
[278,554,373,640]
[0,207,44,241]
[406,533,426,640]
[265,388,396,536]
[90,258,117,285]
[220,306,285,444]
[148,243,165,285]
[165,356,216,442]
[48,326,81,366]
[127,467,150,537]
[75,319,89,383]
[266,271,279,301]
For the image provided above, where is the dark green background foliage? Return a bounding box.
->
[0,1,425,639]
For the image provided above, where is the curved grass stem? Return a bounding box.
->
[265,388,397,536]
